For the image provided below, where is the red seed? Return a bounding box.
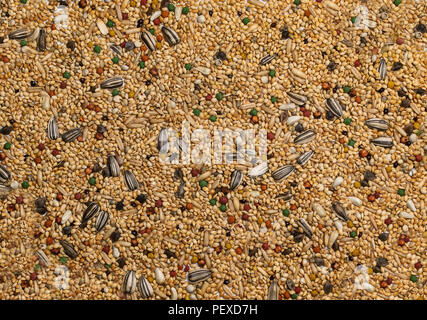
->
[37,143,45,151]
[299,106,306,112]
[243,204,250,211]
[170,270,176,277]
[155,199,163,207]
[414,262,422,270]
[190,168,199,177]
[16,196,24,204]
[336,29,341,35]
[386,277,393,285]
[396,38,404,45]
[242,213,249,221]
[74,192,82,200]
[380,280,388,288]
[374,191,381,199]
[102,246,110,254]
[30,272,37,281]
[153,18,161,25]
[205,94,213,101]
[415,154,422,162]
[140,0,147,5]
[267,132,275,140]
[177,264,183,270]
[303,110,311,117]
[384,217,392,225]
[262,242,269,250]
[184,265,190,272]
[295,286,301,294]
[403,235,410,243]
[368,194,375,202]
[219,196,228,205]
[60,81,66,89]
[122,13,129,20]
[354,59,361,67]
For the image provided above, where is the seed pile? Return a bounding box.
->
[0,0,426,300]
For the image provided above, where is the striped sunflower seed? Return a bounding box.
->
[378,58,387,80]
[35,249,50,267]
[267,278,279,300]
[161,26,180,46]
[326,98,343,117]
[137,276,154,298]
[294,130,316,145]
[124,170,139,190]
[61,128,82,142]
[370,136,393,148]
[365,118,389,131]
[331,202,348,221]
[0,164,11,183]
[8,28,32,40]
[175,182,186,198]
[188,269,212,283]
[107,155,120,177]
[100,76,124,90]
[110,44,123,56]
[122,270,137,294]
[259,54,276,65]
[271,165,295,181]
[297,218,313,238]
[81,202,100,226]
[59,240,78,259]
[230,170,243,191]
[296,150,314,166]
[287,92,307,106]
[275,190,293,201]
[36,29,46,52]
[141,30,157,51]
[95,211,109,232]
[47,117,59,140]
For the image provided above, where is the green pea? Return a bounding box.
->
[168,3,175,11]
[185,63,192,70]
[20,40,27,46]
[193,108,201,116]
[350,231,357,238]
[88,177,96,185]
[351,16,356,23]
[209,199,216,206]
[94,45,101,53]
[282,209,290,217]
[209,115,217,122]
[63,71,71,79]
[219,204,227,212]
[199,180,208,188]
[271,96,278,103]
[344,117,352,125]
[269,69,276,77]
[216,92,223,101]
[182,6,189,14]
[343,86,351,93]
[249,109,258,116]
[112,89,119,96]
[409,275,418,283]
[348,139,355,147]
[106,20,114,28]
[242,17,250,25]
[22,181,29,189]
[59,256,68,264]
[397,189,405,196]
[394,0,402,6]
[4,142,11,150]
[293,0,301,5]
[112,56,119,64]
[139,61,146,69]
